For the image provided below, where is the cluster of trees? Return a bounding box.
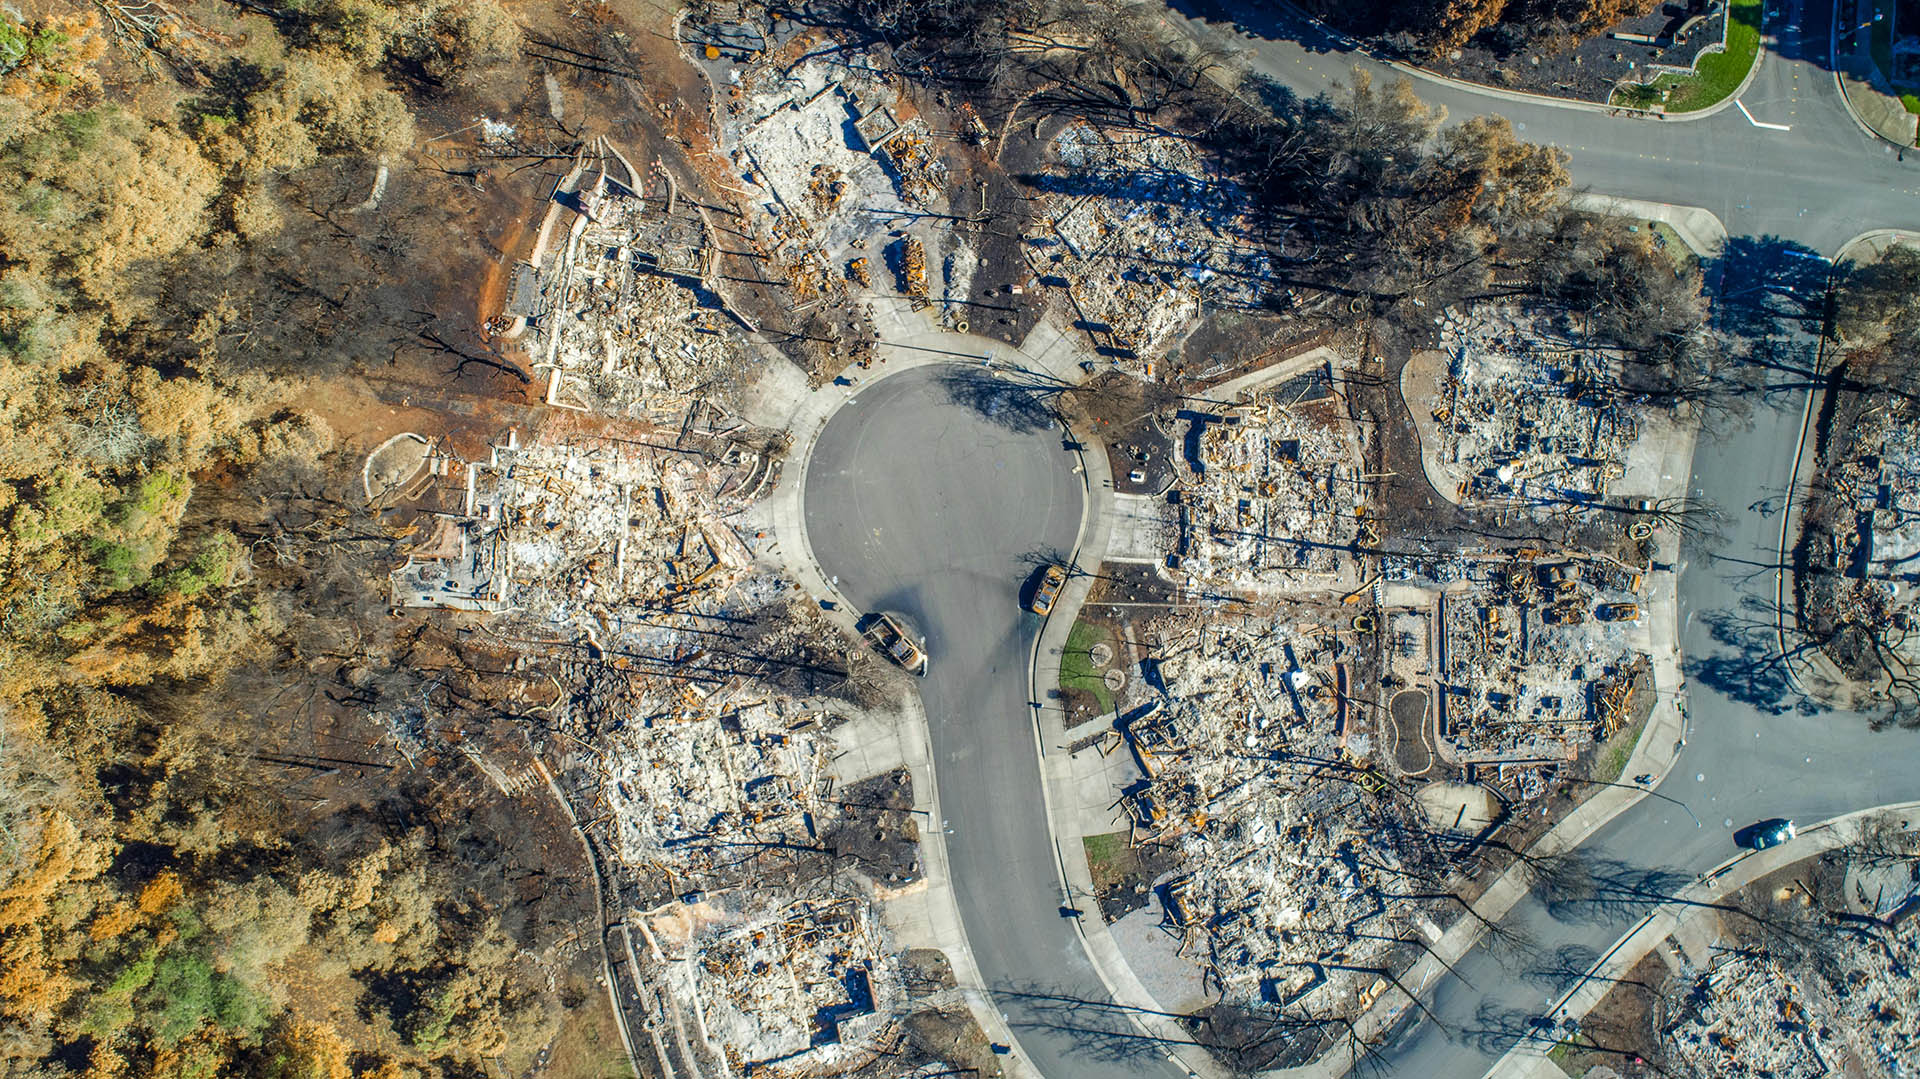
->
[792,0,1660,67]
[1298,0,1660,56]
[1835,244,1920,397]
[783,0,1704,357]
[0,3,581,1078]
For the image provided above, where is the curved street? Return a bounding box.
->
[797,3,1920,1078]
[799,368,1187,1078]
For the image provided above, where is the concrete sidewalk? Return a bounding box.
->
[1027,409,1232,1079]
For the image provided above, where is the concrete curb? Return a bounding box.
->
[1771,229,1920,706]
[1771,330,1826,701]
[1484,801,1920,1078]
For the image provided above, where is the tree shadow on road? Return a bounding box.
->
[936,368,1059,434]
[1522,848,1695,928]
[1684,595,1822,717]
[993,982,1199,1069]
[1706,235,1832,341]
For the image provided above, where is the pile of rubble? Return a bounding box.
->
[716,49,951,310]
[1804,399,1920,678]
[1427,308,1641,508]
[642,891,904,1077]
[1425,552,1649,779]
[389,422,778,627]
[1117,608,1446,1021]
[606,680,836,885]
[513,144,754,422]
[1028,123,1271,373]
[1663,953,1832,1078]
[1172,382,1365,592]
[1664,915,1920,1079]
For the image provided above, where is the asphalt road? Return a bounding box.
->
[1167,0,1920,252]
[801,368,1188,1079]
[800,6,1920,1079]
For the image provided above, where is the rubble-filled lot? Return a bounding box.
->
[1110,606,1447,1033]
[1801,398,1920,691]
[1415,308,1643,509]
[644,892,904,1077]
[696,36,954,362]
[1424,551,1649,781]
[1574,824,1920,1079]
[378,403,975,1075]
[1027,123,1273,373]
[389,417,777,623]
[1174,383,1366,592]
[518,146,763,422]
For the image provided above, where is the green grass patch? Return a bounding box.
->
[1665,0,1763,112]
[1647,221,1699,274]
[1059,618,1115,717]
[1616,0,1763,112]
[1083,830,1130,873]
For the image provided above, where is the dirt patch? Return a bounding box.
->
[1069,373,1180,496]
[1084,831,1183,922]
[545,971,639,1079]
[824,767,921,887]
[1388,688,1433,776]
[1560,950,1672,1077]
[1179,1000,1329,1072]
[903,1007,1005,1078]
[901,948,958,997]
[1176,313,1333,390]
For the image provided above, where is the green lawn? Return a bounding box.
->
[1611,0,1762,113]
[1667,0,1764,111]
[1083,830,1129,872]
[1059,618,1115,717]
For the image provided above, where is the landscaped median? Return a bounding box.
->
[1611,0,1762,113]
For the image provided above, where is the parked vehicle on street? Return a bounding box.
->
[860,612,927,675]
[1028,564,1067,616]
[1738,818,1796,850]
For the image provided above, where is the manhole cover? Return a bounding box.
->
[1089,643,1115,669]
[1103,667,1127,692]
